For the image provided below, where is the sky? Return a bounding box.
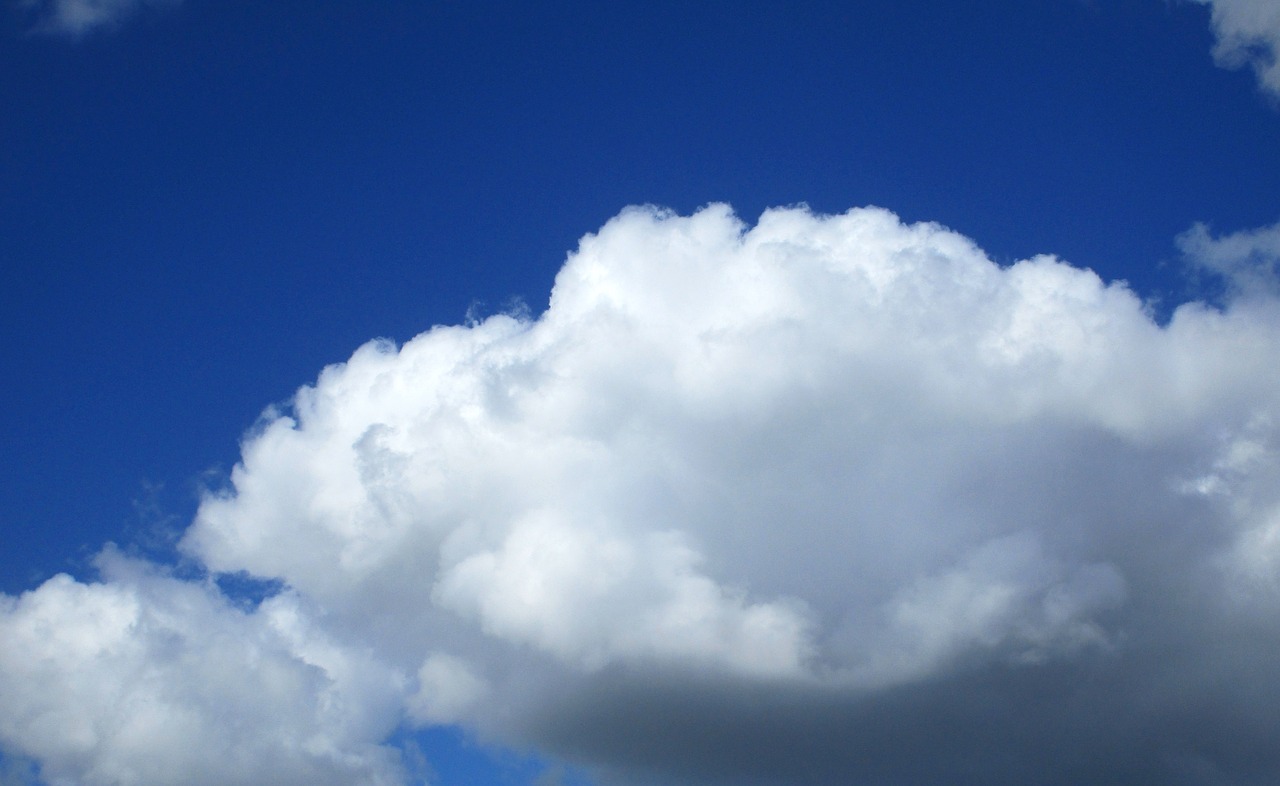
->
[2,1,1280,784]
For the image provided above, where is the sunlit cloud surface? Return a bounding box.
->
[4,204,1280,785]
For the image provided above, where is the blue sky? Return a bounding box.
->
[3,1,1280,785]
[3,0,1278,589]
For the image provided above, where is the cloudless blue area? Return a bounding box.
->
[391,726,595,786]
[2,1,1279,783]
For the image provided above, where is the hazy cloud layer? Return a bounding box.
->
[4,205,1280,785]
[1192,0,1280,98]
[17,0,177,37]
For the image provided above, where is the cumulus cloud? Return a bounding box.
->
[1190,0,1280,98]
[0,548,407,786]
[5,204,1280,784]
[17,0,178,37]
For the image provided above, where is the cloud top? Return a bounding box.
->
[4,204,1280,784]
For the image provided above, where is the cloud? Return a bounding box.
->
[17,0,178,37]
[1190,0,1280,99]
[1179,218,1280,298]
[5,204,1280,784]
[0,549,407,786]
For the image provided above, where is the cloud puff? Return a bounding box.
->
[1191,0,1280,99]
[1180,218,1280,298]
[5,204,1280,784]
[17,0,177,37]
[0,549,407,786]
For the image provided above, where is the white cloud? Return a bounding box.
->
[1179,218,1280,297]
[1190,0,1280,98]
[18,0,178,37]
[5,204,1280,784]
[0,549,406,786]
[406,652,487,726]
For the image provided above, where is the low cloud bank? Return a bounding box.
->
[4,204,1280,785]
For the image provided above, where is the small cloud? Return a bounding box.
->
[1178,218,1280,299]
[1190,0,1280,100]
[17,0,179,38]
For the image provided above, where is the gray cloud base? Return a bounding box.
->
[4,204,1280,785]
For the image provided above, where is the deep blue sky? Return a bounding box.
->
[2,1,1279,782]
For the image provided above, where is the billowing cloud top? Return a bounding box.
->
[4,205,1280,785]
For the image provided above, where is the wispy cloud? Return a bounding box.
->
[1191,0,1280,99]
[1180,218,1280,297]
[4,204,1280,784]
[17,0,178,37]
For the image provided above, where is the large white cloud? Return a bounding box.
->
[4,204,1280,784]
[1191,0,1280,99]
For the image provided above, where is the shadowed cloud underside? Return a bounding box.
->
[3,204,1280,785]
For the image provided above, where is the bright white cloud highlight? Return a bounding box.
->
[1191,0,1280,98]
[4,204,1280,785]
[0,550,406,786]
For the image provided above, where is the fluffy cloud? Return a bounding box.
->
[17,0,178,37]
[0,549,407,786]
[1191,0,1280,98]
[5,204,1280,784]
